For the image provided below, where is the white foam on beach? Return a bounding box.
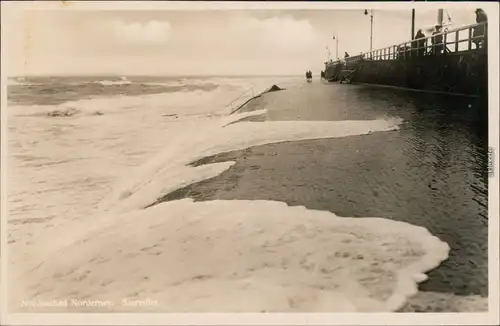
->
[9,108,401,255]
[6,80,292,280]
[99,111,403,213]
[8,79,451,313]
[10,106,451,313]
[7,80,294,247]
[12,199,449,313]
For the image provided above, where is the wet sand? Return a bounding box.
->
[153,82,488,309]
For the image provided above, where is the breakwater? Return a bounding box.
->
[324,22,488,98]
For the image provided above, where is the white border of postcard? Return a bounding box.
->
[1,1,499,325]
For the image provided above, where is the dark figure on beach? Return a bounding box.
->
[431,25,444,55]
[344,52,350,58]
[413,29,426,57]
[473,9,487,49]
[321,71,325,79]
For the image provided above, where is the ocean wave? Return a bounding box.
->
[93,76,131,86]
[140,81,185,87]
[7,78,40,86]
[94,80,132,86]
[9,79,283,119]
[7,80,25,86]
[8,81,225,107]
[8,76,300,108]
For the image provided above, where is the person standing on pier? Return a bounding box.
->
[473,9,487,49]
[431,25,444,55]
[414,29,426,57]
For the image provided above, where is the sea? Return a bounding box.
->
[6,75,299,243]
[5,75,489,313]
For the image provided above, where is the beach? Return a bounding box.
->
[6,76,488,313]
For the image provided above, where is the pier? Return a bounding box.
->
[324,22,488,97]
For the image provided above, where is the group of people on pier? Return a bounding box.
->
[407,8,487,58]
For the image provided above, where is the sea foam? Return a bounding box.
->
[99,110,403,213]
[13,199,449,313]
[10,104,450,313]
[9,80,450,313]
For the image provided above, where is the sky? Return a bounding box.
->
[2,3,484,76]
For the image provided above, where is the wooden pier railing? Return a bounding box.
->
[327,22,487,67]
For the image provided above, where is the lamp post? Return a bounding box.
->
[411,9,416,40]
[364,9,373,52]
[332,34,339,60]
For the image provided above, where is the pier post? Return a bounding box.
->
[443,32,448,54]
[468,27,472,50]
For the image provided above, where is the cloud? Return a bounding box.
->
[229,15,321,53]
[109,20,172,45]
[5,11,342,75]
